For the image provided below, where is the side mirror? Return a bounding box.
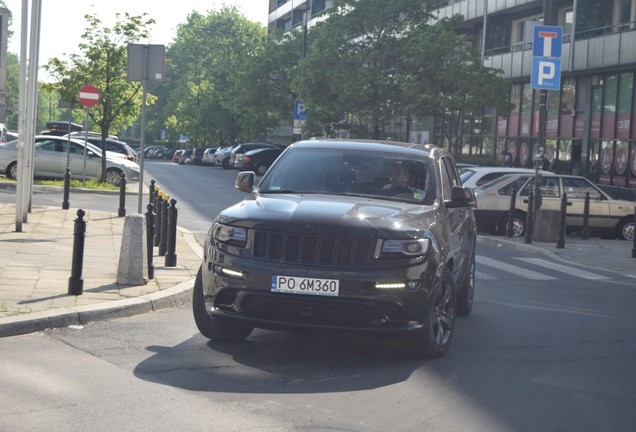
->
[446,185,476,208]
[235,171,255,192]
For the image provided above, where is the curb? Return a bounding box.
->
[0,278,194,338]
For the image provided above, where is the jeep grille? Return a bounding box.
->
[252,231,373,266]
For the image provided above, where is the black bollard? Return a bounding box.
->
[149,179,156,204]
[118,173,127,217]
[62,168,71,210]
[581,192,590,240]
[524,191,534,244]
[154,192,163,247]
[557,193,567,249]
[68,209,86,295]
[506,185,517,237]
[632,206,636,259]
[145,203,155,279]
[165,199,178,267]
[159,196,169,256]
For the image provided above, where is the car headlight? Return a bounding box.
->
[381,238,430,257]
[214,223,247,247]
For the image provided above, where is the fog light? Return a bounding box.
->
[212,265,244,278]
[375,281,406,290]
[374,280,422,290]
[222,267,244,278]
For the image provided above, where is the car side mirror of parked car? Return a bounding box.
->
[235,171,255,193]
[446,185,476,208]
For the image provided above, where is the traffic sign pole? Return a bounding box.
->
[78,85,99,184]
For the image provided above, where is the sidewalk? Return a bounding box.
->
[0,201,203,337]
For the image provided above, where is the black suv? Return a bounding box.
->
[193,139,476,358]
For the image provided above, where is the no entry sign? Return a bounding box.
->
[78,85,99,107]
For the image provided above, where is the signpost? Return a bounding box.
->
[527,22,563,244]
[127,44,165,213]
[293,101,307,136]
[78,85,99,184]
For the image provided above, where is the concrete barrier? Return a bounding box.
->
[116,214,148,285]
[533,209,561,243]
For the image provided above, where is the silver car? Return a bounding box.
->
[0,135,140,186]
[473,173,635,240]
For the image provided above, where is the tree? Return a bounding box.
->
[291,0,434,139]
[43,12,155,182]
[158,7,271,147]
[400,16,514,155]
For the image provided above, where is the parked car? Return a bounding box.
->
[211,145,235,168]
[229,142,278,169]
[460,166,543,189]
[190,148,205,165]
[201,147,217,165]
[66,132,137,162]
[177,148,192,165]
[193,139,477,359]
[0,135,140,186]
[234,147,284,175]
[172,149,184,163]
[473,172,635,240]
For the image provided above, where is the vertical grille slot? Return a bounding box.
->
[253,232,267,257]
[285,235,300,261]
[269,234,283,259]
[302,236,318,262]
[251,230,372,266]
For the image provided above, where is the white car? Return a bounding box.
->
[0,135,140,186]
[460,166,543,189]
[473,173,634,240]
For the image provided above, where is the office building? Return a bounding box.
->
[268,1,636,193]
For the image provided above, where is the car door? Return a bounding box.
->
[33,139,64,178]
[561,177,611,229]
[440,156,471,284]
[68,141,100,180]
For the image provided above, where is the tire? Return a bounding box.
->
[616,217,634,241]
[256,164,268,176]
[222,158,230,169]
[408,268,456,359]
[192,266,253,342]
[499,212,526,237]
[456,251,475,317]
[105,168,123,186]
[6,161,17,180]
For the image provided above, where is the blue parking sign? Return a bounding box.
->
[294,101,307,121]
[531,58,561,90]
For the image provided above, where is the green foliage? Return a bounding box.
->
[156,7,271,146]
[292,0,434,139]
[42,12,156,181]
[399,16,514,155]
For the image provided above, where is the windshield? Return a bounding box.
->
[459,169,477,184]
[258,148,436,204]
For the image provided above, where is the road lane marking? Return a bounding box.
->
[514,257,610,280]
[476,256,557,280]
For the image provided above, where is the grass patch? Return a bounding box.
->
[0,177,118,191]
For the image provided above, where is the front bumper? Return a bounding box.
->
[201,254,438,336]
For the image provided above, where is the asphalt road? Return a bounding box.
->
[1,160,635,431]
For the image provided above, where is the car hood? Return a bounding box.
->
[218,193,441,238]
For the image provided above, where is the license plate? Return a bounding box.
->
[271,275,339,296]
